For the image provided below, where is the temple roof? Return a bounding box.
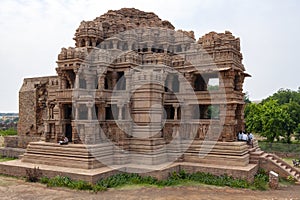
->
[74,8,176,46]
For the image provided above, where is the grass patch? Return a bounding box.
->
[0,156,16,162]
[259,141,300,153]
[38,169,270,192]
[0,128,17,136]
[282,158,295,166]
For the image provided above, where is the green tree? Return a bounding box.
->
[259,100,291,142]
[282,101,300,143]
[245,100,292,142]
[245,103,262,133]
[246,88,300,142]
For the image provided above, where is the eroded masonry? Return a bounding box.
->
[19,8,247,146]
[11,8,278,181]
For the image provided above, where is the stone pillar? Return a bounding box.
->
[61,77,67,89]
[86,102,93,120]
[124,72,131,91]
[118,104,124,120]
[163,44,169,53]
[42,122,49,142]
[167,75,174,92]
[112,39,118,49]
[125,103,130,120]
[74,103,79,120]
[59,103,64,120]
[269,171,279,189]
[98,104,105,121]
[173,103,179,120]
[74,69,80,89]
[112,71,118,89]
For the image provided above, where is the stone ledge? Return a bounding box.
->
[0,159,258,184]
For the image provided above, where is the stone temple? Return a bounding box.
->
[1,8,299,183]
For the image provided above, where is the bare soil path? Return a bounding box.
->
[0,176,299,200]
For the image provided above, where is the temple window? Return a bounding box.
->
[172,74,179,93]
[66,80,71,89]
[192,104,220,119]
[176,45,182,52]
[194,73,219,91]
[123,43,128,50]
[116,71,126,90]
[165,74,180,92]
[193,74,206,91]
[104,71,113,90]
[63,104,73,120]
[208,105,220,119]
[80,39,85,47]
[164,105,175,119]
[234,74,239,91]
[207,76,219,91]
[79,78,86,89]
[78,104,88,120]
[105,104,117,120]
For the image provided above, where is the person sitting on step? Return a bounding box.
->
[241,131,248,142]
[59,136,69,145]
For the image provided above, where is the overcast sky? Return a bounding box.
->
[0,0,299,112]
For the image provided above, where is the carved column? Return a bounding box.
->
[173,103,179,120]
[167,75,174,92]
[74,69,80,89]
[86,102,94,120]
[117,104,124,120]
[74,103,79,120]
[112,71,118,89]
[61,76,67,89]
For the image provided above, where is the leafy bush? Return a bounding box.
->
[251,169,269,190]
[287,175,296,183]
[0,128,17,136]
[39,170,270,192]
[43,175,93,191]
[0,156,16,162]
[26,167,42,182]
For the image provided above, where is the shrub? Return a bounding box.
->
[252,169,269,190]
[287,175,295,183]
[39,170,270,192]
[25,167,42,182]
[0,128,17,136]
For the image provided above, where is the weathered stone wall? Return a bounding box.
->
[3,136,18,148]
[0,147,25,158]
[18,76,56,148]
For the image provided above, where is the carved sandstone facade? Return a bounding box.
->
[19,8,248,148]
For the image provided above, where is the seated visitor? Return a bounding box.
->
[247,132,254,147]
[59,136,69,145]
[237,131,242,141]
[241,131,248,142]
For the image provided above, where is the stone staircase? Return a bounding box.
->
[248,140,300,182]
[182,140,250,166]
[260,153,300,182]
[249,140,264,164]
[21,141,114,169]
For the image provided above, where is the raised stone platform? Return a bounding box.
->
[181,140,250,166]
[0,139,262,183]
[0,159,258,184]
[21,141,114,169]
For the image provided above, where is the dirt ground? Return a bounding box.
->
[0,176,299,200]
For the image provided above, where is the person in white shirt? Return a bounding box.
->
[238,131,242,141]
[59,136,69,145]
[241,131,248,142]
[247,132,254,147]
